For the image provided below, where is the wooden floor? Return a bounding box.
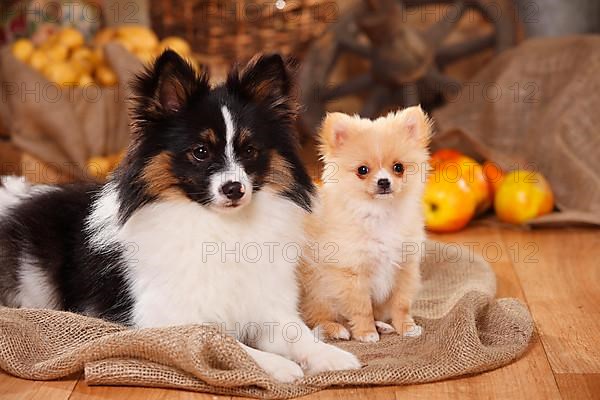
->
[1,226,599,400]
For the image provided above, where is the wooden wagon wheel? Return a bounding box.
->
[298,0,516,136]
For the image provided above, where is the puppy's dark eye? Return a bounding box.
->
[357,165,369,176]
[245,145,258,159]
[393,163,404,175]
[191,144,209,161]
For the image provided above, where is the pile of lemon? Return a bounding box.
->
[11,26,192,87]
[87,150,125,181]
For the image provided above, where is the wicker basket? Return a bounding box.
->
[150,0,338,71]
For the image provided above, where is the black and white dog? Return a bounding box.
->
[0,50,360,382]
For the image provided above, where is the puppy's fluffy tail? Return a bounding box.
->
[0,176,33,213]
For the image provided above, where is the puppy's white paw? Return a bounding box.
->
[375,321,396,334]
[314,323,351,341]
[250,350,304,383]
[302,343,361,375]
[354,331,380,343]
[403,323,423,338]
[334,327,351,340]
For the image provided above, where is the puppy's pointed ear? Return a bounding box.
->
[131,50,209,120]
[227,53,297,119]
[319,112,355,156]
[394,106,432,145]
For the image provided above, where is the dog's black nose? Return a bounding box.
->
[221,181,244,200]
[377,178,391,190]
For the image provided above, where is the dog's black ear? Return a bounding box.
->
[227,53,297,119]
[131,50,209,119]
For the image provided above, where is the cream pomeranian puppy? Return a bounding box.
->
[299,106,431,342]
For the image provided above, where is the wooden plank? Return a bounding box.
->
[389,226,562,400]
[430,226,526,300]
[0,371,77,400]
[502,228,600,374]
[68,379,232,400]
[298,386,401,400]
[390,338,562,399]
[555,373,600,400]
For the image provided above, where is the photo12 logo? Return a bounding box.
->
[200,241,339,264]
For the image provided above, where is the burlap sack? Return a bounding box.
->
[0,241,533,399]
[0,43,142,180]
[432,35,600,226]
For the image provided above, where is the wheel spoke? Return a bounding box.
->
[423,68,462,100]
[470,0,514,52]
[436,32,495,65]
[366,0,400,12]
[422,0,465,49]
[361,86,390,118]
[322,74,373,101]
[338,38,372,58]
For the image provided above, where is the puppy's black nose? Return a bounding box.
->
[377,178,391,190]
[221,181,244,200]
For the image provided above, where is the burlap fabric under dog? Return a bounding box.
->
[0,241,532,398]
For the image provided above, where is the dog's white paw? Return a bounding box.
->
[393,316,423,338]
[375,321,396,334]
[302,343,361,375]
[354,331,380,343]
[334,326,351,340]
[314,323,351,341]
[403,323,423,338]
[250,349,304,383]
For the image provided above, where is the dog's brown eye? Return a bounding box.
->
[357,165,369,176]
[191,144,209,161]
[245,145,258,158]
[393,163,404,175]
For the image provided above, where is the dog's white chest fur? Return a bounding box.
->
[357,207,405,304]
[109,190,305,333]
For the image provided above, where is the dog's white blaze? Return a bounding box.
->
[209,106,253,207]
[221,105,236,165]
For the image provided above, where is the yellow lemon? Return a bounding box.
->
[42,32,60,47]
[70,47,94,74]
[95,64,118,86]
[78,73,95,87]
[423,171,477,233]
[494,170,554,224]
[158,36,191,56]
[43,62,80,86]
[116,25,158,52]
[93,46,105,64]
[44,44,69,62]
[71,46,93,62]
[58,27,85,49]
[29,50,49,71]
[93,27,115,47]
[87,156,112,181]
[12,38,35,63]
[134,49,155,65]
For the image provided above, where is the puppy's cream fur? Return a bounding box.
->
[300,107,431,342]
